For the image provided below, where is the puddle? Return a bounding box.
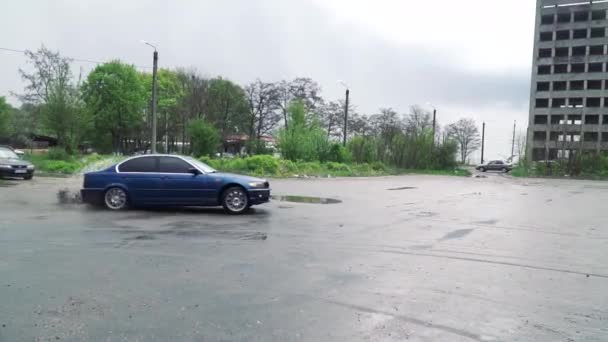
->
[387,186,417,191]
[474,219,498,225]
[272,195,342,204]
[439,229,474,241]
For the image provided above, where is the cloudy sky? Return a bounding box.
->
[0,0,536,160]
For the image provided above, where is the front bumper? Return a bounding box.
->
[249,189,271,205]
[0,169,34,178]
[81,189,104,205]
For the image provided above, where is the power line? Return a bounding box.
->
[0,47,151,69]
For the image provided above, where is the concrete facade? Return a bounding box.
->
[529,0,608,161]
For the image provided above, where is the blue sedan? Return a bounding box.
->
[80,155,270,214]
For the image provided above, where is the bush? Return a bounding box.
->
[327,143,352,163]
[44,160,80,174]
[277,100,331,162]
[279,159,298,175]
[348,136,377,164]
[245,155,279,174]
[47,147,71,161]
[370,161,387,171]
[326,162,351,172]
[188,119,220,157]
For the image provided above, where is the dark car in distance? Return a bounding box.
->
[476,160,512,173]
[0,147,35,179]
[80,154,270,214]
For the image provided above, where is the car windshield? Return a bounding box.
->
[184,157,216,173]
[0,148,19,159]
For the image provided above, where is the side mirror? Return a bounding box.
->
[188,167,202,175]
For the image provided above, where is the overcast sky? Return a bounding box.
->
[0,0,536,160]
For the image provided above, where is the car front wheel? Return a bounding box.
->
[104,187,129,210]
[501,167,508,173]
[222,186,249,214]
[479,167,486,172]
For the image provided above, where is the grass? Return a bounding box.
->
[24,153,116,175]
[200,155,469,178]
[21,151,469,178]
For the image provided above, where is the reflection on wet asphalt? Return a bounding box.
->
[272,195,342,204]
[1,174,608,341]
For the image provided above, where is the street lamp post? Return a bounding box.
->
[142,40,158,154]
[338,81,349,146]
[426,102,437,147]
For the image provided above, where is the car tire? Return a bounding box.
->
[222,186,249,215]
[479,167,486,172]
[104,187,129,210]
[501,167,508,173]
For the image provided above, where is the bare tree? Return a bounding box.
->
[447,118,481,164]
[515,130,528,164]
[320,101,343,139]
[404,105,432,136]
[245,80,281,140]
[276,78,322,129]
[348,112,371,137]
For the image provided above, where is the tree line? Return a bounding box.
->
[0,45,482,168]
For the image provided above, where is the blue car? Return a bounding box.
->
[81,154,270,214]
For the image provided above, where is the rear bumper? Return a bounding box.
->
[81,189,104,205]
[249,189,271,205]
[0,169,34,178]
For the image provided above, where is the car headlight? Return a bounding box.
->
[0,164,11,169]
[248,181,267,189]
[27,165,35,170]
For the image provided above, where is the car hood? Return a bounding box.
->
[211,172,267,183]
[0,158,31,166]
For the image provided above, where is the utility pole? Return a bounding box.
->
[481,122,486,164]
[142,40,159,154]
[343,88,349,146]
[432,108,437,147]
[151,49,158,154]
[511,120,516,161]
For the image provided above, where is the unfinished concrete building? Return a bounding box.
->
[529,0,608,161]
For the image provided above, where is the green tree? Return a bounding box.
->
[82,61,147,153]
[188,119,220,157]
[17,46,87,152]
[142,69,185,152]
[278,101,330,162]
[0,97,11,139]
[206,78,248,138]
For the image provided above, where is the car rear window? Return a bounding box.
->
[159,157,191,173]
[118,157,158,172]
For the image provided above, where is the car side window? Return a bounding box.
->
[495,161,503,165]
[118,157,158,173]
[159,157,192,173]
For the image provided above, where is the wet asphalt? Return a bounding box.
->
[1,173,607,341]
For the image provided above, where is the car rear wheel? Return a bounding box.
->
[222,186,249,215]
[104,187,128,210]
[479,167,486,172]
